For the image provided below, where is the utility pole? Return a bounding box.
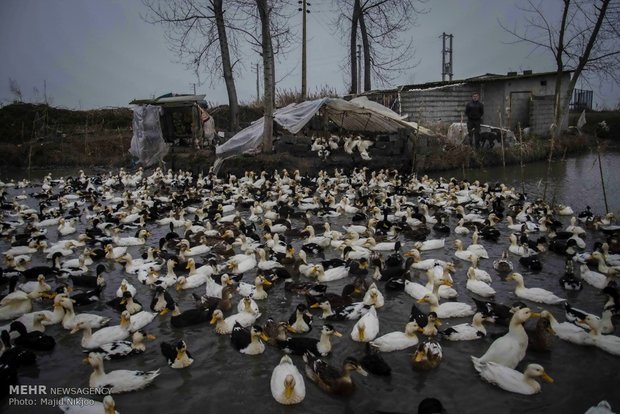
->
[299,0,310,99]
[441,32,454,81]
[357,44,362,94]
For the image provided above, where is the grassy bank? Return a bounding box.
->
[0,102,617,177]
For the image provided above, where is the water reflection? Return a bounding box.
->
[1,151,619,414]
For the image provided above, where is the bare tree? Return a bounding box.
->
[231,0,293,153]
[255,0,275,153]
[142,0,241,130]
[499,0,618,199]
[500,0,618,125]
[335,0,428,93]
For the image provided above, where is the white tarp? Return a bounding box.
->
[215,97,433,160]
[129,105,169,167]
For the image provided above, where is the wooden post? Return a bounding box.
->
[597,139,610,214]
[518,123,524,195]
[459,112,465,145]
[28,143,32,181]
[498,108,505,166]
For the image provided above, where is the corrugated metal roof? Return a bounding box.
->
[129,94,207,107]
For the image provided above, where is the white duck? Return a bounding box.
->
[472,359,554,395]
[85,352,160,393]
[579,264,614,290]
[369,321,420,352]
[205,274,233,298]
[0,290,44,321]
[310,263,349,283]
[176,274,208,290]
[473,307,538,369]
[58,395,118,414]
[350,305,379,342]
[113,228,150,247]
[442,312,494,341]
[60,297,110,330]
[417,292,475,318]
[224,251,257,275]
[414,238,445,251]
[257,248,284,271]
[506,273,565,304]
[116,279,137,298]
[539,310,592,346]
[466,267,496,298]
[404,249,448,270]
[70,311,131,350]
[362,283,384,308]
[467,230,489,259]
[270,354,306,405]
[581,315,620,356]
[238,274,272,300]
[508,233,535,257]
[452,240,477,262]
[470,255,493,283]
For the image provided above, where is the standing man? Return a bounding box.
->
[465,92,484,148]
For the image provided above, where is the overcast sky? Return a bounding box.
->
[1,0,618,110]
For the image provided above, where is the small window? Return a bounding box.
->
[540,80,547,86]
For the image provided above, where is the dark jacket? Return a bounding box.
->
[465,100,484,121]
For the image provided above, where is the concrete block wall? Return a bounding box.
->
[529,96,555,136]
[399,86,478,124]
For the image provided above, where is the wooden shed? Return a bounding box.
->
[129,93,210,147]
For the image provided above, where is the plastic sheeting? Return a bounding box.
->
[215,97,430,161]
[129,105,169,167]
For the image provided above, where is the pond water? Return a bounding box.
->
[1,150,619,414]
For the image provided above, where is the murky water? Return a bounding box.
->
[1,150,619,414]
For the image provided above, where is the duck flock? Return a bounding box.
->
[0,166,619,413]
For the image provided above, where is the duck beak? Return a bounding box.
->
[146,334,156,340]
[263,279,272,286]
[416,298,425,303]
[82,358,89,363]
[286,325,297,333]
[285,383,294,399]
[435,320,442,326]
[210,315,217,324]
[186,262,192,269]
[310,303,319,309]
[357,366,368,376]
[333,330,343,337]
[541,372,554,383]
[176,350,184,360]
[70,327,79,334]
[414,350,424,362]
[506,275,514,280]
[260,333,269,342]
[529,312,541,318]
[160,308,168,316]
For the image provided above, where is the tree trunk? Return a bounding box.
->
[256,0,274,153]
[543,0,570,201]
[213,0,239,131]
[358,5,371,92]
[349,0,361,94]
